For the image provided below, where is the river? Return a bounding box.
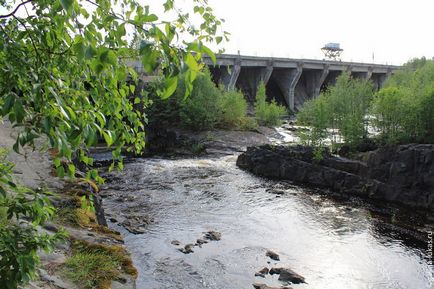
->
[98,132,433,289]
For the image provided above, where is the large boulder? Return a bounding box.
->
[237,144,434,212]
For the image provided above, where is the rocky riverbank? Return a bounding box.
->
[237,144,434,217]
[0,121,136,289]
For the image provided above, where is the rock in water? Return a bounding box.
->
[196,238,208,246]
[266,189,285,195]
[178,244,194,254]
[266,250,280,261]
[258,267,269,274]
[120,214,153,234]
[171,240,181,246]
[269,267,306,284]
[204,231,221,241]
[254,267,269,278]
[252,283,293,289]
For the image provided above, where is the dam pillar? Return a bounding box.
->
[313,65,329,97]
[273,63,303,110]
[366,66,373,80]
[228,62,241,90]
[235,63,274,101]
[288,63,303,110]
[262,61,274,85]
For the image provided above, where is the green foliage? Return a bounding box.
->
[179,70,223,130]
[145,78,184,128]
[370,87,408,143]
[0,149,66,289]
[190,142,206,154]
[219,89,248,128]
[237,116,259,131]
[297,97,329,146]
[372,59,434,143]
[0,0,227,179]
[255,82,287,126]
[297,73,374,148]
[147,71,255,131]
[0,1,226,288]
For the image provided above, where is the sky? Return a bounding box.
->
[206,0,434,65]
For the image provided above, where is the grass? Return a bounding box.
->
[54,180,135,288]
[56,203,123,242]
[57,207,95,227]
[63,240,137,289]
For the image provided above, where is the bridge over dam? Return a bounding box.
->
[128,54,399,111]
[202,54,399,110]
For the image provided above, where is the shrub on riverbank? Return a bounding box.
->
[178,70,223,130]
[297,72,374,148]
[147,69,253,131]
[219,89,248,128]
[255,82,287,126]
[297,58,434,150]
[0,149,66,288]
[371,58,434,144]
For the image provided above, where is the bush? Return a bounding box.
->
[370,87,409,143]
[146,69,254,131]
[297,73,373,148]
[238,116,259,131]
[219,89,248,128]
[178,70,222,130]
[145,78,184,128]
[297,96,329,146]
[255,82,287,126]
[0,149,66,289]
[372,59,434,143]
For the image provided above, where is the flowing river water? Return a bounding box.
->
[98,133,434,289]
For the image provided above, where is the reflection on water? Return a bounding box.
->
[101,155,434,289]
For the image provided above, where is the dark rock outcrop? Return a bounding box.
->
[265,250,280,261]
[254,267,270,278]
[237,144,434,212]
[269,267,306,284]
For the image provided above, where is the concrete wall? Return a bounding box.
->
[129,54,399,111]
[204,54,398,111]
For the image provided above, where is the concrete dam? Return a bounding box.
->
[204,54,398,110]
[129,54,399,111]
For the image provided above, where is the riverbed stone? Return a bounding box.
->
[120,214,153,234]
[204,230,221,241]
[269,267,306,284]
[178,244,195,254]
[252,283,293,289]
[255,267,270,278]
[266,189,285,195]
[266,250,280,261]
[171,240,181,246]
[196,238,208,246]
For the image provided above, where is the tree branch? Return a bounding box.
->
[12,15,42,65]
[0,0,33,19]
